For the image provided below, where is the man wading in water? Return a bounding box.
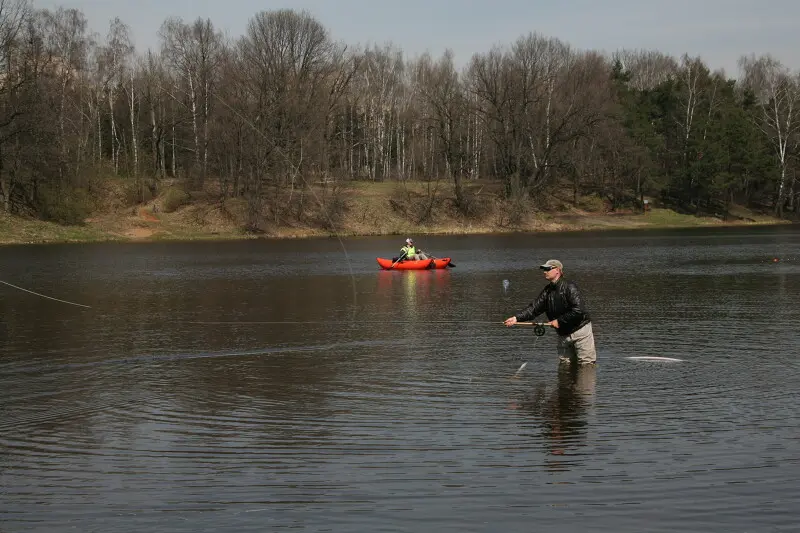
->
[504,260,597,365]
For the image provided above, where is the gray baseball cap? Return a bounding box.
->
[540,259,563,270]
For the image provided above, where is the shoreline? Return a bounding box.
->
[0,206,792,247]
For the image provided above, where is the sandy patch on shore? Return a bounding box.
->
[124,228,155,239]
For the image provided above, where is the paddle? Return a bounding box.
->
[388,250,408,269]
[426,253,456,268]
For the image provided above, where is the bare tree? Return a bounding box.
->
[676,55,706,163]
[99,17,133,174]
[739,54,800,216]
[41,7,88,179]
[140,50,168,179]
[612,48,678,90]
[516,35,572,189]
[237,9,339,225]
[469,35,613,197]
[467,45,518,185]
[415,50,468,209]
[160,17,222,187]
[0,0,31,211]
[124,60,139,181]
[357,44,404,180]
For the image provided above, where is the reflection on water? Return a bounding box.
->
[1,227,799,533]
[509,364,596,465]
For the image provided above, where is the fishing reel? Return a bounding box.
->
[533,324,547,337]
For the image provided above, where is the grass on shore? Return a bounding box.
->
[0,211,113,245]
[0,180,790,246]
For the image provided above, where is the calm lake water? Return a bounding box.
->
[1,226,799,532]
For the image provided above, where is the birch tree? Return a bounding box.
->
[42,7,88,178]
[415,50,468,208]
[140,50,168,178]
[0,0,31,212]
[100,17,133,174]
[359,44,404,180]
[612,49,677,91]
[237,9,338,224]
[160,17,222,186]
[739,54,800,216]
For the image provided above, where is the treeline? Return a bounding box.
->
[0,1,798,228]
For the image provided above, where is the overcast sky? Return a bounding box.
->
[34,0,800,77]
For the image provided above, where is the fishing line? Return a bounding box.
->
[0,280,91,308]
[511,325,544,378]
[179,320,544,326]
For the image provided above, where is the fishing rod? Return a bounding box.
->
[0,280,91,308]
[504,322,555,336]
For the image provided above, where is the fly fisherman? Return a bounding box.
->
[504,259,597,365]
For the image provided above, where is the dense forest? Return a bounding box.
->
[0,1,798,231]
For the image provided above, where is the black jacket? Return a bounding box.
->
[515,278,591,336]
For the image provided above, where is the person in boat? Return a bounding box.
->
[504,259,597,365]
[400,238,428,261]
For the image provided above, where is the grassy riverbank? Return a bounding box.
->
[0,180,790,246]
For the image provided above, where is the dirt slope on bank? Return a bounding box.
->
[0,181,789,245]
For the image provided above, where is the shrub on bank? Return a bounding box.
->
[578,194,607,212]
[161,187,190,213]
[37,185,94,225]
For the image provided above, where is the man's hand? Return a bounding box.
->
[547,319,559,329]
[504,316,517,327]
